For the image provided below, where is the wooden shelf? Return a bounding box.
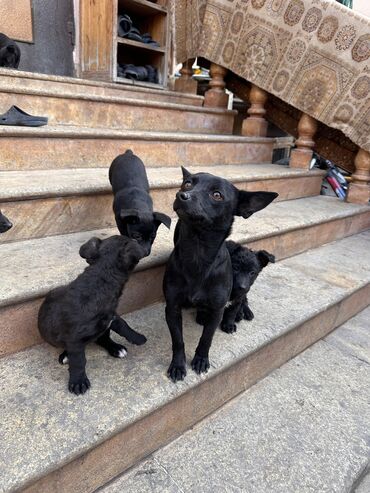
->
[117,0,167,16]
[115,75,166,89]
[117,36,165,54]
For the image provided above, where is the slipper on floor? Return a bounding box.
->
[117,14,132,37]
[0,106,48,126]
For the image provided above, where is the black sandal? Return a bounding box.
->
[0,106,48,126]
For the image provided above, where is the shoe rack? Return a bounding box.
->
[79,0,169,88]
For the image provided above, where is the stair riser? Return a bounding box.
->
[0,138,273,170]
[0,175,322,244]
[1,211,369,358]
[0,92,234,134]
[0,73,204,106]
[21,283,370,493]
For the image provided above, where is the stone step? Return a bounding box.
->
[104,306,370,493]
[0,164,325,243]
[0,67,204,107]
[0,126,274,170]
[0,196,369,357]
[0,232,369,493]
[0,88,235,134]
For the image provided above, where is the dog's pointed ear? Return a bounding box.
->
[257,250,275,268]
[79,237,102,264]
[181,166,192,181]
[119,209,140,224]
[235,191,278,219]
[153,211,171,229]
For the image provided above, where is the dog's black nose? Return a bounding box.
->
[178,191,190,201]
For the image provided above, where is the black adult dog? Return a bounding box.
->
[38,235,145,395]
[220,241,275,334]
[0,210,12,233]
[163,167,278,382]
[109,149,171,256]
[0,33,20,68]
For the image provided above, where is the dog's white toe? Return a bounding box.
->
[62,355,69,364]
[118,348,127,358]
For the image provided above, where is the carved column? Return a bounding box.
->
[204,63,229,108]
[346,149,370,204]
[242,84,268,137]
[175,58,198,94]
[290,113,318,169]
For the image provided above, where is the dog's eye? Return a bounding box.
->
[249,270,256,277]
[211,191,223,201]
[183,181,192,190]
[132,233,142,241]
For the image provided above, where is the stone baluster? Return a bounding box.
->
[204,63,229,108]
[175,58,198,94]
[346,149,370,204]
[290,113,318,169]
[242,84,268,137]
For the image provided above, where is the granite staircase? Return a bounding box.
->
[0,69,369,492]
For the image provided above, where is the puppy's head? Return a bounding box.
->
[227,241,275,298]
[0,210,12,233]
[0,37,20,68]
[79,235,144,272]
[118,209,171,257]
[174,167,278,230]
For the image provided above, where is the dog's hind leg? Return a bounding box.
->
[66,346,90,395]
[192,308,224,375]
[110,316,147,345]
[96,329,128,358]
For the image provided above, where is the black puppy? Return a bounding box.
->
[0,210,12,233]
[163,167,278,382]
[0,33,20,68]
[109,149,171,256]
[38,235,145,395]
[221,241,275,334]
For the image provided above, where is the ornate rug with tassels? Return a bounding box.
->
[175,0,370,153]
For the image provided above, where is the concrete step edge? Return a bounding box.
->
[0,165,324,202]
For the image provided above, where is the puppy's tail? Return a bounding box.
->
[110,316,147,345]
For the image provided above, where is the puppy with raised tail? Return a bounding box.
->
[109,149,171,256]
[38,235,145,395]
[163,167,278,382]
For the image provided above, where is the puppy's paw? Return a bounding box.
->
[196,312,206,326]
[167,360,187,382]
[68,375,91,395]
[242,306,254,321]
[130,332,147,346]
[191,354,210,374]
[109,344,128,359]
[235,311,243,323]
[58,351,69,365]
[221,322,237,334]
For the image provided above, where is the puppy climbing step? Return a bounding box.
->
[0,164,324,243]
[0,126,275,170]
[0,232,369,493]
[0,195,369,358]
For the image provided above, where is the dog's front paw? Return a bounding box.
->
[130,332,147,346]
[108,343,128,359]
[167,360,187,382]
[191,354,210,374]
[58,351,68,365]
[221,322,237,334]
[242,305,254,321]
[68,375,91,395]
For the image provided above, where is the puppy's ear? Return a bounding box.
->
[153,211,171,229]
[235,191,278,219]
[257,250,275,268]
[120,209,140,224]
[181,166,192,181]
[118,240,144,270]
[79,237,102,264]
